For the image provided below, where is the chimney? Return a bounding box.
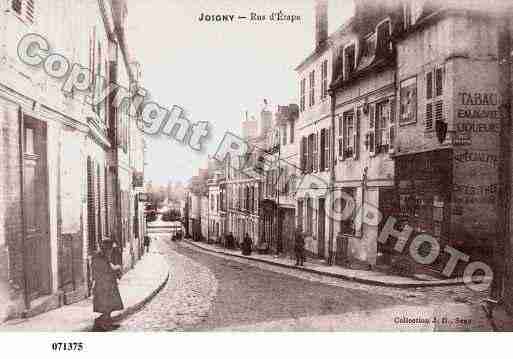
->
[315,0,328,49]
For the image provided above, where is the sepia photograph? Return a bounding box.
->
[1,0,513,354]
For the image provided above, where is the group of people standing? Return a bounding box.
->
[222,229,306,266]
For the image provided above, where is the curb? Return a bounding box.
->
[182,240,465,289]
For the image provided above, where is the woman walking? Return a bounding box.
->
[92,239,124,331]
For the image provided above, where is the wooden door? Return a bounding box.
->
[23,120,50,300]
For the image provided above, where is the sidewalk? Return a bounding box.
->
[183,239,464,288]
[0,251,170,332]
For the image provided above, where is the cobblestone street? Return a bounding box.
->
[118,234,489,331]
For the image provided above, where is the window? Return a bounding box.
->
[290,121,295,144]
[375,101,390,153]
[376,20,391,56]
[306,198,313,234]
[340,188,356,235]
[344,44,356,78]
[282,125,287,145]
[300,79,306,112]
[425,66,444,130]
[362,33,377,58]
[321,59,328,100]
[400,77,417,125]
[342,111,355,159]
[309,71,316,107]
[298,199,304,231]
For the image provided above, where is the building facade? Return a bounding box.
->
[295,0,335,260]
[0,0,144,321]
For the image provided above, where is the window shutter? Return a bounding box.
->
[313,133,318,172]
[426,71,433,100]
[368,104,376,156]
[324,129,329,171]
[96,163,102,241]
[87,157,97,254]
[326,127,331,168]
[389,97,396,151]
[353,108,361,160]
[370,103,377,155]
[369,103,375,129]
[426,102,433,130]
[435,67,443,97]
[435,100,443,122]
[338,115,343,158]
[300,137,305,172]
[369,132,375,156]
[319,129,325,171]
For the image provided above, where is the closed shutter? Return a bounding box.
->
[96,163,102,242]
[426,72,433,100]
[426,102,433,130]
[319,129,325,171]
[326,127,331,168]
[338,115,343,158]
[389,97,396,151]
[369,103,376,156]
[103,166,111,237]
[313,133,318,172]
[308,134,314,173]
[353,108,360,160]
[300,137,307,173]
[434,100,443,123]
[87,157,97,254]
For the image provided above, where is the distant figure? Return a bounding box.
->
[92,240,123,331]
[242,233,253,256]
[294,229,305,266]
[144,235,151,253]
[225,232,235,249]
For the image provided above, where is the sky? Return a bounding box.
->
[128,0,354,186]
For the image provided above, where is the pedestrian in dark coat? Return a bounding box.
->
[294,229,305,266]
[242,233,253,256]
[225,232,235,249]
[92,240,124,331]
[143,235,151,253]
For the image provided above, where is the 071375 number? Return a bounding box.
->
[51,342,84,351]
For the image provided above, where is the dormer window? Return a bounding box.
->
[344,43,356,78]
[376,19,391,56]
[362,33,376,59]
